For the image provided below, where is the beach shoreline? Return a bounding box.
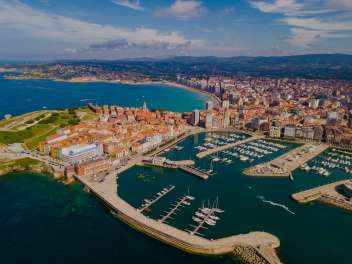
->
[4,75,220,107]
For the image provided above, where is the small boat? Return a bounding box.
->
[200,208,212,214]
[195,212,206,218]
[205,218,216,226]
[186,195,195,200]
[182,201,191,206]
[192,217,202,223]
[209,215,220,220]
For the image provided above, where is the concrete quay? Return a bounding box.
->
[244,143,329,178]
[74,163,282,264]
[292,180,352,212]
[196,135,265,159]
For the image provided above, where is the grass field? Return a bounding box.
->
[0,109,81,149]
[0,158,42,171]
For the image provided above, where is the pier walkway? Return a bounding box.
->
[292,180,352,212]
[138,185,175,212]
[159,195,191,223]
[196,135,265,159]
[190,208,217,236]
[74,162,282,264]
[244,143,329,177]
[292,180,349,203]
[179,166,210,180]
[143,158,211,180]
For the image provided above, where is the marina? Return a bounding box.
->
[189,199,224,236]
[292,180,352,212]
[300,148,352,177]
[196,134,264,159]
[74,159,282,264]
[244,143,329,177]
[210,139,288,165]
[179,166,213,180]
[139,185,176,212]
[159,192,195,223]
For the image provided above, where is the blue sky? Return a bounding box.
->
[0,0,351,59]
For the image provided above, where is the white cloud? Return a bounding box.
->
[155,0,206,19]
[250,0,352,48]
[112,0,144,11]
[325,0,352,10]
[250,0,303,15]
[281,17,352,31]
[0,0,191,49]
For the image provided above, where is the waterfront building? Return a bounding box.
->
[284,125,296,138]
[327,111,339,125]
[314,126,324,141]
[205,101,214,111]
[223,111,230,128]
[295,126,304,139]
[222,100,230,109]
[60,143,103,164]
[270,126,282,138]
[205,112,213,128]
[191,109,200,126]
[348,111,352,128]
[75,158,111,177]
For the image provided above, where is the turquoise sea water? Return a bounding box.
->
[0,74,206,117]
[118,133,352,264]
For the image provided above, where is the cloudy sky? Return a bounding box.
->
[0,0,351,59]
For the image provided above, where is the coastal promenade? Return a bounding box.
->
[74,160,283,264]
[292,180,352,212]
[244,143,329,178]
[196,134,265,159]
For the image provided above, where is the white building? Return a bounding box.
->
[191,109,200,126]
[205,101,214,111]
[205,112,213,128]
[61,144,103,164]
[284,125,296,138]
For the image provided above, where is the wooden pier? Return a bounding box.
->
[190,209,215,236]
[138,185,175,212]
[179,166,211,180]
[159,195,193,223]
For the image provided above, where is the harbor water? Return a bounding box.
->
[118,133,352,264]
[0,74,351,264]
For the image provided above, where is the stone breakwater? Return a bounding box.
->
[74,163,283,264]
[233,245,282,264]
[292,180,352,213]
[244,143,329,178]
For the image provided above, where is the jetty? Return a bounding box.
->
[196,135,265,159]
[74,162,283,264]
[244,143,329,177]
[139,185,175,212]
[292,180,352,212]
[143,157,211,180]
[179,166,210,180]
[159,195,193,223]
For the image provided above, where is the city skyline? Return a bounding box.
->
[1,0,352,60]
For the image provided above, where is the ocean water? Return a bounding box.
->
[118,133,352,264]
[1,75,351,264]
[0,73,206,117]
[0,173,225,264]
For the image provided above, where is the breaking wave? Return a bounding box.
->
[257,195,295,215]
